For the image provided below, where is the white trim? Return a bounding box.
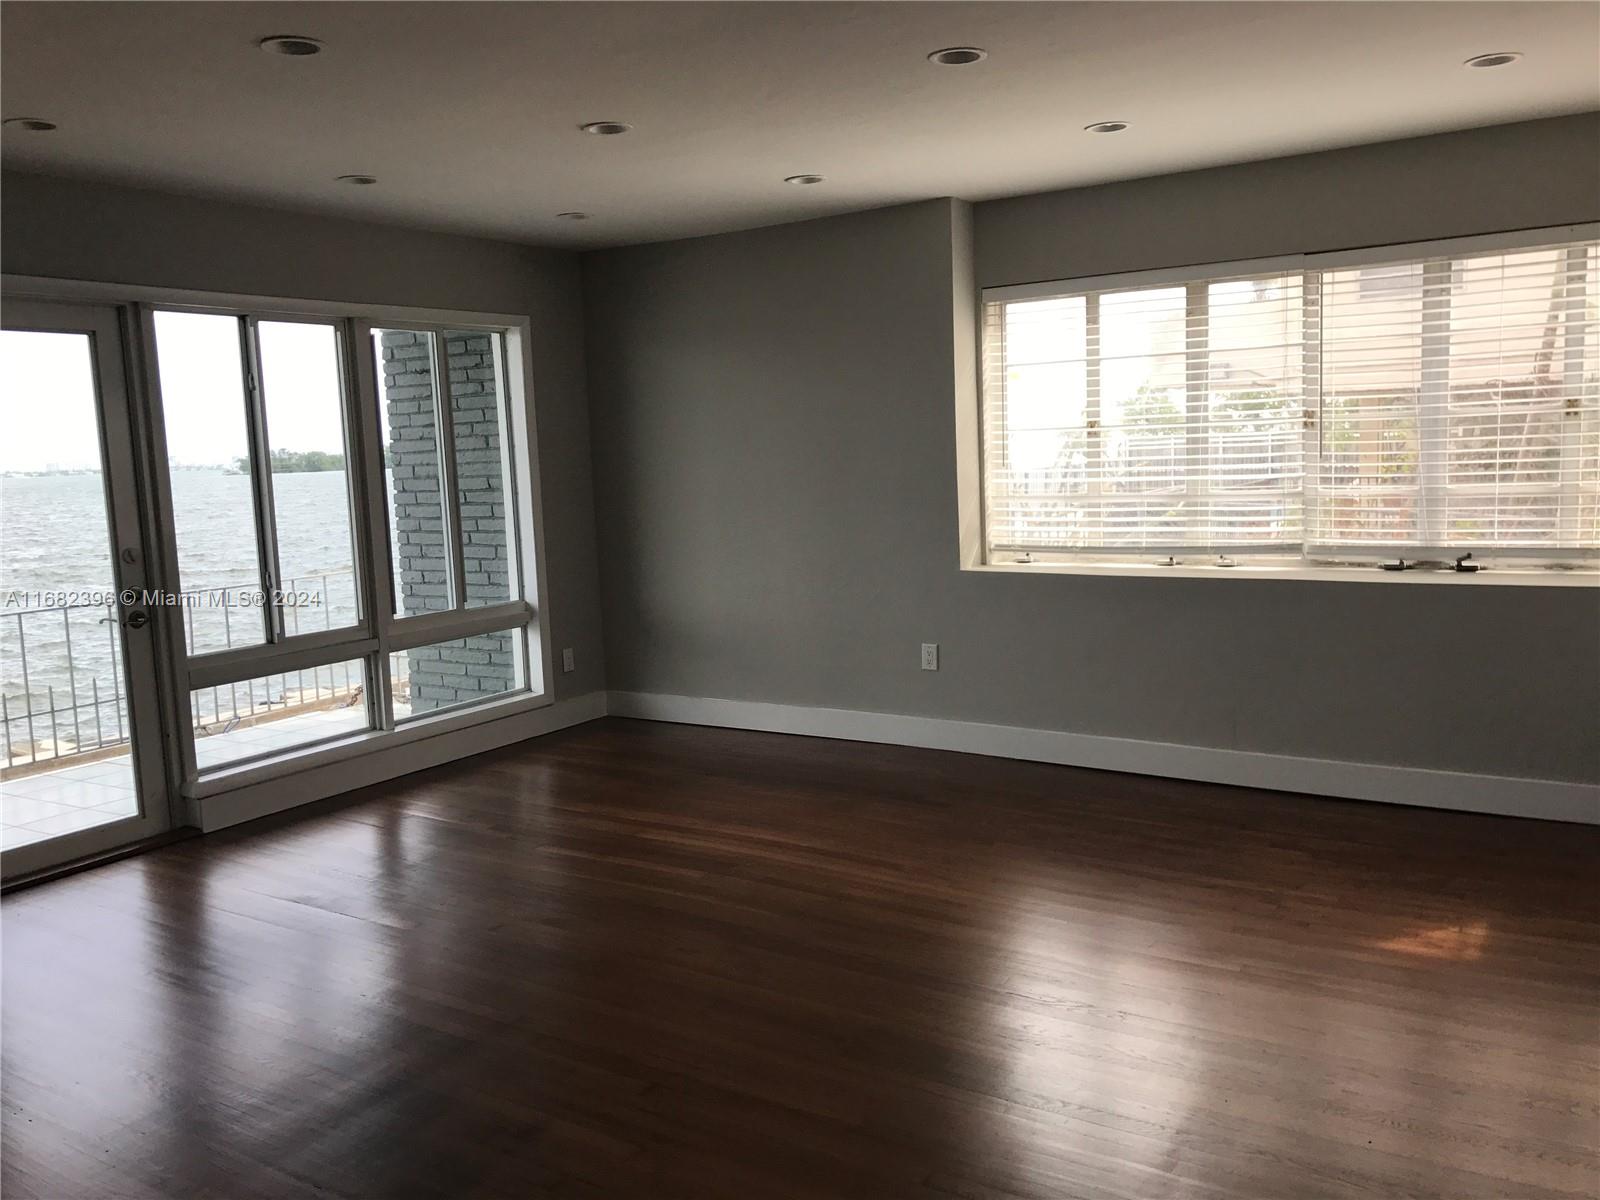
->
[2,274,529,330]
[971,225,1600,580]
[192,690,606,831]
[980,223,1600,300]
[607,692,1600,825]
[185,686,550,799]
[499,322,556,698]
[42,684,1596,844]
[186,633,381,690]
[964,559,1600,586]
[384,601,534,651]
[984,254,1305,303]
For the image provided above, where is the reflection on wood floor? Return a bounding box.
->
[3,717,1596,1199]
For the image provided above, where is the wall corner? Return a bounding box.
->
[948,199,983,570]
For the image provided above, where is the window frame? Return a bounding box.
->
[364,323,524,621]
[0,277,556,794]
[248,312,369,643]
[148,306,373,655]
[152,306,543,782]
[972,224,1600,583]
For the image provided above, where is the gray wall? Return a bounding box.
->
[583,117,1600,784]
[978,113,1600,288]
[6,114,1597,786]
[1,170,606,701]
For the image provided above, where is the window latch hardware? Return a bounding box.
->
[1453,553,1480,573]
[1379,559,1413,572]
[1216,555,1236,568]
[1157,556,1178,566]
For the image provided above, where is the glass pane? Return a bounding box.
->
[1003,362,1088,480]
[153,311,267,653]
[1,331,140,849]
[1099,289,1189,517]
[389,629,525,722]
[373,330,452,617]
[1441,248,1578,548]
[444,331,517,607]
[1443,494,1563,545]
[190,658,368,771]
[1002,295,1086,367]
[256,321,359,633]
[985,298,1092,553]
[1203,277,1303,546]
[1316,266,1423,545]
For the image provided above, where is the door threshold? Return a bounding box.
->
[1,827,200,894]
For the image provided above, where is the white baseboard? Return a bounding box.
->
[192,687,1600,831]
[196,691,609,832]
[607,691,1599,825]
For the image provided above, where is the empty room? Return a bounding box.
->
[1,2,1597,1197]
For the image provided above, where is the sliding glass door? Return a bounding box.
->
[1,302,172,876]
[3,282,548,868]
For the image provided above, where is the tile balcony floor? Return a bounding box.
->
[1,707,369,852]
[191,705,369,771]
[0,755,138,850]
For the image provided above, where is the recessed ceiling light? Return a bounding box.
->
[1084,121,1129,134]
[556,211,589,221]
[580,121,632,136]
[928,47,988,66]
[258,34,325,57]
[784,174,826,186]
[336,174,378,186]
[1464,51,1523,69]
[3,117,57,132]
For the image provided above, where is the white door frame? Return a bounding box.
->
[1,300,177,878]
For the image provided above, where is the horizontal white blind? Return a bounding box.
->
[1311,243,1597,554]
[981,234,1599,566]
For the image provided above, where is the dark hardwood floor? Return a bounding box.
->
[2,718,1596,1200]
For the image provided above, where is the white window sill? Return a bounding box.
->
[967,560,1600,586]
[184,689,550,799]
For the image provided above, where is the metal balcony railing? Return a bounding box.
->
[2,569,363,772]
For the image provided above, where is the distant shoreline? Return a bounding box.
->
[4,460,345,479]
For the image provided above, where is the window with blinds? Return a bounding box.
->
[980,230,1599,572]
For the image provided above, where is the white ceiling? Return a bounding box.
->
[2,2,1596,250]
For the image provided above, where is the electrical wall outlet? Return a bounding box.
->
[921,643,939,671]
[561,647,575,673]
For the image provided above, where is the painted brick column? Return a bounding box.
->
[380,332,517,714]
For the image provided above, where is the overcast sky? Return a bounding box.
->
[1,314,346,473]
